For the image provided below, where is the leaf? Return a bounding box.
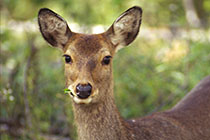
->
[64,88,70,94]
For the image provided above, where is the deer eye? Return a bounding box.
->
[102,56,112,65]
[63,55,72,64]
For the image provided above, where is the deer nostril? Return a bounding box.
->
[76,83,92,99]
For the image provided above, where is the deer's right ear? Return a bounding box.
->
[38,8,72,49]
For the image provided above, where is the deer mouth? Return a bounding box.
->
[67,85,98,104]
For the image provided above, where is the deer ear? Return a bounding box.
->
[38,8,72,49]
[105,6,142,52]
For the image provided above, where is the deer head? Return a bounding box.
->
[38,6,142,105]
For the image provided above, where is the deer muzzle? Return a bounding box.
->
[67,83,98,104]
[76,83,92,99]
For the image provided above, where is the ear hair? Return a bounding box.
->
[105,6,142,52]
[38,8,72,49]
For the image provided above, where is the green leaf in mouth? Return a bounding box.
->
[64,88,71,94]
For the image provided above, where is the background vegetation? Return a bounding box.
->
[1,0,210,139]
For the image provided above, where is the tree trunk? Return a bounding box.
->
[182,0,202,27]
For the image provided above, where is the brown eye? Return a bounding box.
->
[102,56,112,65]
[63,55,72,63]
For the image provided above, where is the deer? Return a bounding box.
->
[38,6,210,140]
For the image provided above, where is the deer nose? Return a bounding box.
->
[76,83,92,99]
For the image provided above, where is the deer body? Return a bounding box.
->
[38,6,210,140]
[72,75,210,140]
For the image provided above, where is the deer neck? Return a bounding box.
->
[72,84,131,140]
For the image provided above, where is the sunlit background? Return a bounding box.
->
[1,0,210,139]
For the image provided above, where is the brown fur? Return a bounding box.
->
[38,6,210,140]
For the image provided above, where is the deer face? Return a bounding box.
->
[38,6,142,104]
[63,34,114,104]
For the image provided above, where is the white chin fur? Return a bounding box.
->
[73,96,92,104]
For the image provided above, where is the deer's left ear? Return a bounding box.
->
[105,6,142,52]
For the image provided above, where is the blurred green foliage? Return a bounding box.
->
[0,0,210,139]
